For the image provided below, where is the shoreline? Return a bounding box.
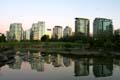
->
[0,42,120,57]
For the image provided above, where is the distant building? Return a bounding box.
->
[8,23,23,41]
[53,26,62,39]
[63,26,72,37]
[75,18,90,36]
[6,31,10,41]
[31,21,45,40]
[93,18,113,39]
[46,29,52,39]
[114,29,120,35]
[24,29,31,40]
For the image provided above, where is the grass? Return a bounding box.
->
[0,41,86,49]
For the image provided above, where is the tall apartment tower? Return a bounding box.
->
[93,18,113,39]
[53,26,62,39]
[8,23,23,41]
[24,29,31,40]
[63,26,72,37]
[75,18,90,36]
[31,21,45,40]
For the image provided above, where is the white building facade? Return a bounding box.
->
[31,21,45,40]
[8,23,23,41]
[53,26,62,39]
[63,26,72,37]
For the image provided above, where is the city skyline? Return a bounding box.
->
[0,0,120,34]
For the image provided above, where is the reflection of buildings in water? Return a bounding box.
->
[22,51,30,61]
[44,54,52,64]
[8,55,22,69]
[30,52,44,72]
[113,59,120,66]
[74,58,89,76]
[93,58,113,77]
[30,52,41,58]
[63,56,72,67]
[52,54,63,67]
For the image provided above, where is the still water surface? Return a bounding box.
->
[0,51,120,80]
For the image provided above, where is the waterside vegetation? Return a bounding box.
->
[0,34,120,52]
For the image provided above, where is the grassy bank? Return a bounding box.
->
[0,41,87,49]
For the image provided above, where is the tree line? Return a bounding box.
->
[0,33,120,51]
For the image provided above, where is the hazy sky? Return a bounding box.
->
[0,0,120,34]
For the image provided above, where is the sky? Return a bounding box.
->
[0,0,120,34]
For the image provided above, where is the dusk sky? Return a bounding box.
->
[0,0,120,34]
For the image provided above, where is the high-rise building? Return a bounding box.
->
[31,21,45,40]
[31,23,37,40]
[75,18,90,36]
[53,26,62,39]
[63,26,72,37]
[24,29,31,40]
[114,29,120,35]
[46,29,52,39]
[8,23,23,41]
[6,31,10,41]
[93,18,113,39]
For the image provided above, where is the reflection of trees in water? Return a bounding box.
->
[0,47,15,68]
[93,57,113,77]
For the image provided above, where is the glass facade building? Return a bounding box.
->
[93,18,113,38]
[75,18,90,36]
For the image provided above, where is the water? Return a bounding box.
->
[0,51,120,80]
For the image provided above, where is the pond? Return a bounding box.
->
[0,50,120,80]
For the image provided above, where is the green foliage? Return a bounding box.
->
[0,34,6,42]
[41,35,49,42]
[0,32,120,51]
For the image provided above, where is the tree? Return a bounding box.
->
[41,35,49,42]
[0,34,6,42]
